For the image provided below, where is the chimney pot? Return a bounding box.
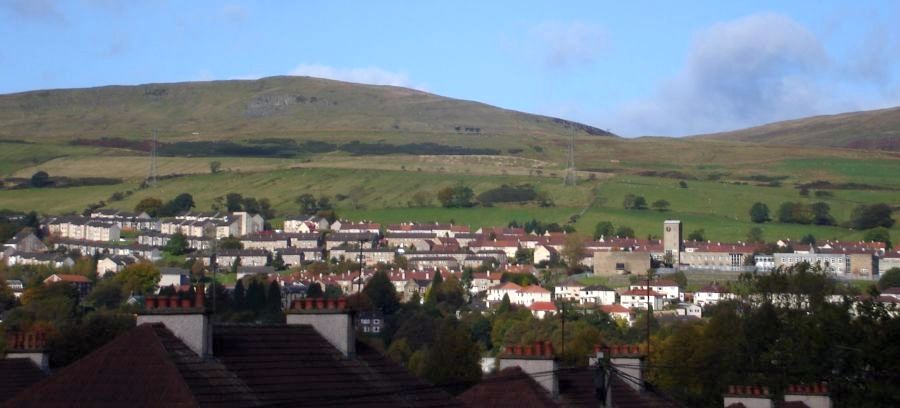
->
[534,341,543,356]
[304,298,315,309]
[157,296,169,308]
[169,296,179,308]
[180,298,192,308]
[524,345,534,356]
[337,297,347,310]
[316,298,326,309]
[145,296,156,310]
[545,341,554,357]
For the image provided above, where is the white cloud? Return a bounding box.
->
[1,0,65,23]
[221,3,248,24]
[605,13,844,136]
[533,21,606,68]
[289,64,424,89]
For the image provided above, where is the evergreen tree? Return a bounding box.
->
[306,282,323,298]
[272,252,286,270]
[233,279,246,310]
[421,320,481,386]
[265,281,282,313]
[362,270,400,314]
[749,202,770,223]
[498,293,511,314]
[246,279,265,313]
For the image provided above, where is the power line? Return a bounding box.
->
[564,127,576,186]
[147,128,158,187]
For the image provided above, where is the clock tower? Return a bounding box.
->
[663,220,682,264]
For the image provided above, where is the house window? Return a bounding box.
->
[373,326,381,333]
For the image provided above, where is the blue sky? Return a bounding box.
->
[1,0,899,136]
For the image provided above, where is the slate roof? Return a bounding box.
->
[212,324,461,407]
[0,358,47,403]
[9,323,461,407]
[458,367,559,408]
[5,323,259,407]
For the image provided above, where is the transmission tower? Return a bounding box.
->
[147,129,158,187]
[564,128,576,186]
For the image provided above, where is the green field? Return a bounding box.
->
[0,102,897,248]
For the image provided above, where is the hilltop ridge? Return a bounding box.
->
[0,75,614,142]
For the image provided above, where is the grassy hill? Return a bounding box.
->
[692,106,900,151]
[0,75,613,143]
[0,77,897,244]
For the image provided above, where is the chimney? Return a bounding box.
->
[722,385,773,408]
[607,344,646,392]
[286,297,354,358]
[137,284,210,358]
[5,330,50,372]
[784,383,831,408]
[499,341,558,398]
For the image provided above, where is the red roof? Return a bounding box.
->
[491,282,522,291]
[529,302,558,312]
[517,285,550,294]
[601,304,631,314]
[45,274,90,283]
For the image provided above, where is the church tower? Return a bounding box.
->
[663,220,682,265]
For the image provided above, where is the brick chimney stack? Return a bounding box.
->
[722,385,773,408]
[784,383,831,408]
[607,344,646,392]
[137,284,210,358]
[5,330,50,372]
[286,297,354,358]
[499,341,558,398]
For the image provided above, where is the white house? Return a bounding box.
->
[554,279,585,302]
[158,267,189,289]
[580,285,617,305]
[487,282,521,303]
[533,245,559,265]
[630,279,681,301]
[600,304,632,326]
[96,255,137,276]
[529,301,557,319]
[619,288,665,310]
[694,283,734,307]
[470,272,503,295]
[515,285,552,307]
[675,303,703,318]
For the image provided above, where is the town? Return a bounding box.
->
[1,204,897,406]
[2,2,900,406]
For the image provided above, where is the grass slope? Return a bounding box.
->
[0,76,612,143]
[1,164,896,244]
[692,106,900,151]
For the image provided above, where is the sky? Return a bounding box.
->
[1,0,899,136]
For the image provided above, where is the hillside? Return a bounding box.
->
[692,106,900,151]
[0,76,613,142]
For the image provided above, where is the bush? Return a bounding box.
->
[749,202,770,223]
[476,184,538,205]
[850,204,895,230]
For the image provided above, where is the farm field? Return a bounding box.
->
[1,155,895,244]
[1,117,897,247]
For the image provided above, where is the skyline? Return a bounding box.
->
[2,0,899,136]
